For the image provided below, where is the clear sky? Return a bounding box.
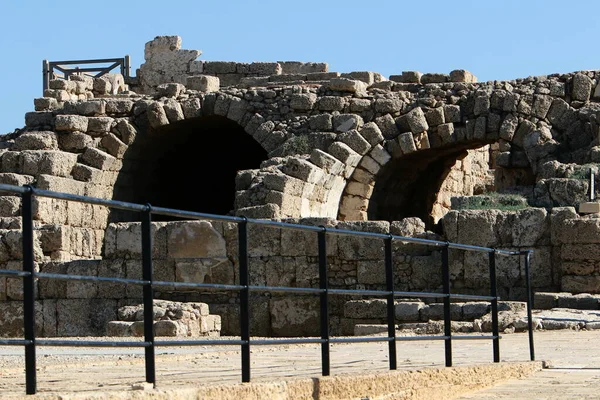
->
[1,0,599,134]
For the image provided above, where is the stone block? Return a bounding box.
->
[167,221,226,259]
[21,150,78,177]
[81,147,116,170]
[443,104,461,123]
[309,114,333,131]
[105,99,134,115]
[327,78,368,94]
[289,93,317,111]
[533,292,559,309]
[157,83,185,98]
[339,130,371,155]
[328,142,361,176]
[420,303,463,321]
[55,115,88,132]
[87,117,114,135]
[66,260,99,298]
[100,133,128,158]
[572,73,593,101]
[449,69,477,83]
[178,97,201,119]
[562,275,600,293]
[163,99,185,122]
[579,202,600,214]
[270,297,319,336]
[389,71,422,83]
[437,123,455,144]
[25,111,54,129]
[421,73,449,84]
[395,301,425,321]
[316,96,345,111]
[557,293,599,309]
[405,107,429,133]
[146,102,169,128]
[344,299,387,319]
[34,97,58,111]
[374,98,403,114]
[462,302,490,320]
[358,122,384,147]
[13,132,58,151]
[333,114,364,132]
[283,158,324,184]
[397,132,417,154]
[56,299,117,336]
[75,101,106,117]
[248,62,282,75]
[186,75,220,92]
[375,114,399,140]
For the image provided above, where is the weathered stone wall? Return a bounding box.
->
[3,35,600,337]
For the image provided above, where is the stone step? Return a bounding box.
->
[354,308,600,336]
[344,299,526,323]
[106,299,221,337]
[534,292,600,310]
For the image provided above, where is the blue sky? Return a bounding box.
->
[1,0,599,134]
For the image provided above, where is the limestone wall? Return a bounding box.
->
[4,35,600,337]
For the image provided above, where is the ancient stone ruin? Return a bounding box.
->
[2,35,600,337]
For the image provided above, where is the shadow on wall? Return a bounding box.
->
[111,116,268,221]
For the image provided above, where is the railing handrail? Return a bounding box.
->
[42,56,131,92]
[0,183,525,256]
[0,183,536,395]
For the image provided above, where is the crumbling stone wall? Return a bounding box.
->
[2,35,600,337]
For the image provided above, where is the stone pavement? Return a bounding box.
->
[0,330,599,398]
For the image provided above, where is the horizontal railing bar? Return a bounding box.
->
[49,58,125,65]
[35,340,151,347]
[451,335,501,340]
[330,337,392,344]
[250,338,326,345]
[330,336,450,344]
[450,294,498,301]
[0,270,31,278]
[153,280,242,291]
[62,67,119,74]
[36,272,150,285]
[150,205,244,223]
[0,339,32,346]
[328,288,393,296]
[0,271,501,302]
[394,335,450,341]
[155,340,245,346]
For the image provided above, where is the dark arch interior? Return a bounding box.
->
[112,116,267,221]
[367,143,491,231]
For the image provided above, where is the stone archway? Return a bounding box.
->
[112,115,268,221]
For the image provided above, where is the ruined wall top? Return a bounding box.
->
[133,35,478,94]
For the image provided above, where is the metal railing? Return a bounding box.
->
[0,183,536,395]
[42,56,131,92]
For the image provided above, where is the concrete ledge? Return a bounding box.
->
[7,361,542,400]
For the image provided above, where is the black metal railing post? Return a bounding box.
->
[238,218,251,382]
[384,235,397,370]
[141,204,156,386]
[442,243,452,367]
[42,60,50,92]
[318,228,330,376]
[489,250,500,363]
[22,186,37,394]
[523,250,535,361]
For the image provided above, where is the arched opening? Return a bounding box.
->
[367,143,498,231]
[112,116,268,221]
